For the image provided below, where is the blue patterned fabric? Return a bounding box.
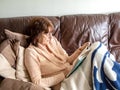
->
[91,42,120,90]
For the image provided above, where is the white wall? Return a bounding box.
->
[0,0,120,18]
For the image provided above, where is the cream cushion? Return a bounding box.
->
[0,54,16,79]
[16,44,31,82]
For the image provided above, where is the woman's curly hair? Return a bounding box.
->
[28,17,54,46]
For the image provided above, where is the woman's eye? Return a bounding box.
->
[44,31,48,34]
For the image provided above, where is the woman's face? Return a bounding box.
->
[36,26,53,45]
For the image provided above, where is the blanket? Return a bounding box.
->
[92,42,120,90]
[60,42,120,90]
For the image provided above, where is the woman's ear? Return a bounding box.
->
[32,36,38,46]
[48,26,53,33]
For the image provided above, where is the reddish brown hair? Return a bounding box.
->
[28,17,54,46]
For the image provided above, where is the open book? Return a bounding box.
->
[66,43,91,78]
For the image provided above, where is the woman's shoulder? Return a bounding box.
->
[25,44,37,52]
[25,44,40,58]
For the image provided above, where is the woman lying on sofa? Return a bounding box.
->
[25,17,120,90]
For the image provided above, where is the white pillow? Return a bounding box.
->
[0,54,16,79]
[16,45,31,82]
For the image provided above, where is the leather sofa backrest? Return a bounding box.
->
[60,14,109,55]
[0,16,60,43]
[108,13,120,62]
[0,13,120,62]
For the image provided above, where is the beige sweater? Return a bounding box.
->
[25,36,72,88]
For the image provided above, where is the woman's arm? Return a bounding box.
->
[53,36,90,65]
[68,42,90,65]
[25,48,65,88]
[40,73,65,87]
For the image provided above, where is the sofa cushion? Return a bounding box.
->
[0,39,19,68]
[0,54,16,79]
[4,29,29,47]
[16,44,31,82]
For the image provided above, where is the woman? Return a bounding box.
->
[25,17,90,89]
[25,17,120,90]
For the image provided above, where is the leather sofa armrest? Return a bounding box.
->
[0,76,4,84]
[0,78,45,90]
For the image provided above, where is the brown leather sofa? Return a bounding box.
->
[0,12,120,89]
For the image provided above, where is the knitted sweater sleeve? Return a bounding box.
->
[25,48,65,88]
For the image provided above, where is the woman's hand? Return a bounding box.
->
[78,42,91,52]
[67,42,90,65]
[63,66,72,77]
